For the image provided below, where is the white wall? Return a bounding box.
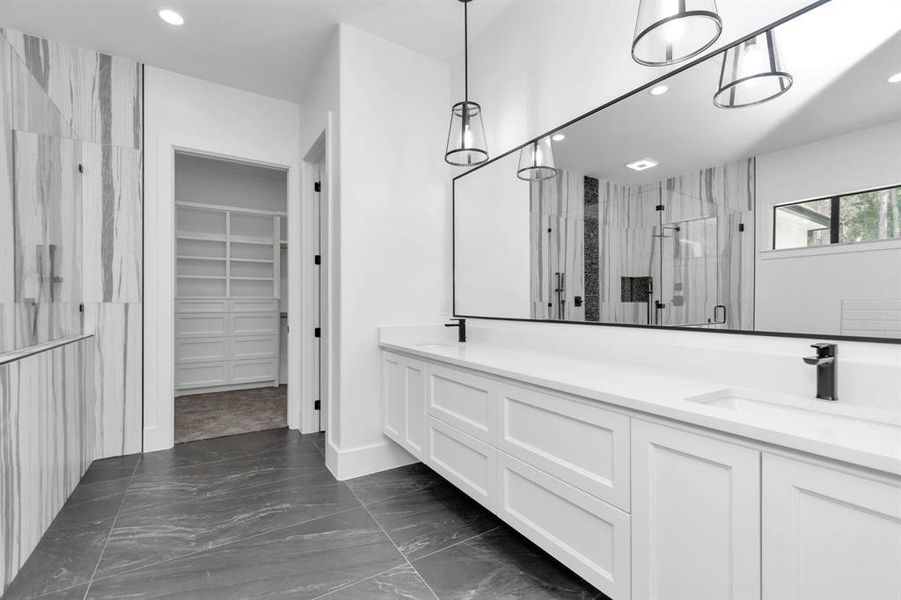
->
[454,152,531,318]
[452,0,813,159]
[144,67,300,452]
[756,120,901,336]
[326,24,451,478]
[173,155,287,213]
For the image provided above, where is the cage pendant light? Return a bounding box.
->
[713,29,792,108]
[631,0,723,66]
[445,0,489,166]
[517,137,556,181]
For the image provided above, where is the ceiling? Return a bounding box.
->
[0,0,516,102]
[552,0,901,186]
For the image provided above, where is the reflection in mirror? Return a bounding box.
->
[454,0,901,340]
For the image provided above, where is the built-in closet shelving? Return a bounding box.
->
[174,202,286,395]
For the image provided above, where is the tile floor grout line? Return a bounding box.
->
[345,485,441,600]
[306,563,409,600]
[407,525,501,565]
[79,452,144,600]
[82,501,367,586]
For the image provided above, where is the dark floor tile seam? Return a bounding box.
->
[345,485,441,600]
[350,475,446,509]
[79,451,144,600]
[408,525,502,565]
[80,502,369,588]
[306,563,426,600]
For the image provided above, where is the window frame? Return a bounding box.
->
[772,182,901,250]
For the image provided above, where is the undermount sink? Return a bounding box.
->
[685,389,901,455]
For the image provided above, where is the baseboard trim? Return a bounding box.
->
[325,437,418,481]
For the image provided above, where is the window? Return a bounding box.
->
[774,184,901,249]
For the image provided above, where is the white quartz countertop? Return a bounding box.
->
[380,330,901,477]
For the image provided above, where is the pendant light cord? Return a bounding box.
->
[464,0,469,102]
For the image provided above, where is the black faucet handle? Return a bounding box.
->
[446,318,465,324]
[810,343,837,358]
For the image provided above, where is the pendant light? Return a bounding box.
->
[516,136,556,181]
[713,29,793,109]
[445,0,489,166]
[632,0,723,66]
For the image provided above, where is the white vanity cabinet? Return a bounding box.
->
[631,420,761,600]
[379,348,901,600]
[381,353,427,457]
[762,454,901,600]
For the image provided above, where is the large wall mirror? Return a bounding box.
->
[454,0,901,342]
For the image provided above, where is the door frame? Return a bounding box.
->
[143,130,301,451]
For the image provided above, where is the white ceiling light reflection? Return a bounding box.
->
[158,8,184,26]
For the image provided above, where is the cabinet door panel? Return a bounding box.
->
[381,354,405,443]
[497,451,631,599]
[175,337,228,363]
[231,312,278,335]
[231,358,277,383]
[763,454,901,600]
[426,416,495,510]
[497,382,630,510]
[175,313,228,337]
[403,360,426,457]
[632,420,760,600]
[427,365,494,442]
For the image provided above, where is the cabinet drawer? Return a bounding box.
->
[231,312,278,336]
[427,364,494,443]
[232,358,278,383]
[230,299,279,313]
[496,382,631,510]
[175,299,228,313]
[426,416,495,511]
[176,361,229,389]
[231,335,278,359]
[175,337,228,363]
[175,313,228,337]
[497,451,630,600]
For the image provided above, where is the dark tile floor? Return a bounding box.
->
[2,428,607,600]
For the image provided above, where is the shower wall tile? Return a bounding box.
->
[12,130,83,304]
[82,303,142,458]
[0,337,96,593]
[584,176,599,322]
[3,30,142,149]
[81,142,143,303]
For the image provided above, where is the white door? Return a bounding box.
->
[632,420,761,600]
[763,454,901,600]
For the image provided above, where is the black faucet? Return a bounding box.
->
[445,318,466,343]
[802,343,837,401]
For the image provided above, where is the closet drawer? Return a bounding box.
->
[231,312,278,336]
[175,337,228,363]
[176,361,229,389]
[427,364,495,443]
[175,313,228,337]
[175,299,228,313]
[496,382,631,510]
[426,416,496,511]
[231,299,279,313]
[497,451,631,600]
[232,358,278,384]
[231,335,278,359]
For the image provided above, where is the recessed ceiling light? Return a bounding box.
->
[551,134,566,142]
[158,8,184,26]
[649,85,669,96]
[889,72,901,84]
[625,158,659,171]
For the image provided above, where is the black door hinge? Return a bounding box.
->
[79,303,84,312]
[314,400,321,410]
[314,181,321,193]
[314,254,321,265]
[655,204,665,211]
[738,223,745,232]
[314,327,321,338]
[77,164,84,173]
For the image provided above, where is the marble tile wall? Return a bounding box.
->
[0,336,96,594]
[535,159,755,329]
[530,170,585,320]
[0,30,142,448]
